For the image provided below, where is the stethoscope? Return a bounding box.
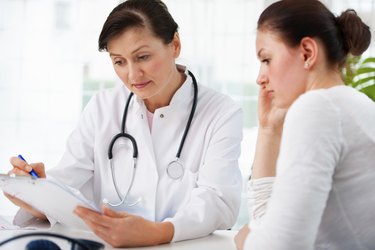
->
[105,70,198,207]
[0,232,104,250]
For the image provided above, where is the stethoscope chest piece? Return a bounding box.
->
[167,159,184,180]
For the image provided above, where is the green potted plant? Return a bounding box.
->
[343,55,375,101]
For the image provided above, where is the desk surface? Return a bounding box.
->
[0,223,238,249]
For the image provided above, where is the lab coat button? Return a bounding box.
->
[160,114,164,118]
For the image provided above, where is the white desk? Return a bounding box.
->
[0,222,238,249]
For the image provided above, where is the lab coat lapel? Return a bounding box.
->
[132,97,157,167]
[151,77,193,175]
[117,97,158,220]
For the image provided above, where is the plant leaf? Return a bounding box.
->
[361,57,375,65]
[356,67,375,74]
[352,76,375,88]
[360,84,375,102]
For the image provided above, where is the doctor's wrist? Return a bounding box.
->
[154,221,174,245]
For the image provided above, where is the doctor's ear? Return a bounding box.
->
[299,37,318,70]
[170,32,181,58]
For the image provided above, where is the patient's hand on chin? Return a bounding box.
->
[3,192,47,220]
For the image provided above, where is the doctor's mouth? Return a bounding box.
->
[132,81,151,89]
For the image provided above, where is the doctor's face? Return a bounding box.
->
[107,26,181,103]
[256,30,307,108]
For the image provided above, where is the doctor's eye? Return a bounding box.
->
[114,60,124,66]
[137,55,150,61]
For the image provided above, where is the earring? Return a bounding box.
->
[304,62,309,69]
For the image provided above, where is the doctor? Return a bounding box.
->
[5,0,243,248]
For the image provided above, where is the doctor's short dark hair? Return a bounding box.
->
[258,0,371,67]
[98,0,179,52]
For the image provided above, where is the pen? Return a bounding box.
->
[17,154,39,178]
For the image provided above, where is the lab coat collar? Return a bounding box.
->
[169,65,194,108]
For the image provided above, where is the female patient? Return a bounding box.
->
[235,0,375,249]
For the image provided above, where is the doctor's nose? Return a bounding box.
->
[128,63,144,83]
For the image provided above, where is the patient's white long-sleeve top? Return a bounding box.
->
[245,86,375,250]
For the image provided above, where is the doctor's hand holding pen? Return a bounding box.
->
[3,156,47,220]
[8,155,46,178]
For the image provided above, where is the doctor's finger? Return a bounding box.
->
[80,215,116,240]
[8,161,46,178]
[29,163,46,178]
[84,218,133,248]
[3,192,47,219]
[88,226,121,248]
[8,167,29,176]
[9,156,28,169]
[4,192,33,210]
[102,206,128,218]
[9,157,46,178]
[79,216,110,236]
[75,207,113,229]
[93,229,130,249]
[9,156,34,172]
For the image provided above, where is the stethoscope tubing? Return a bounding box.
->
[176,71,198,158]
[108,132,138,159]
[108,91,137,160]
[0,232,100,250]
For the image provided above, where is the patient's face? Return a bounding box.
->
[255,30,308,108]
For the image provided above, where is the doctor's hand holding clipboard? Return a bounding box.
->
[4,0,243,248]
[4,156,47,220]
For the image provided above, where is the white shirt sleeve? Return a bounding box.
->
[244,91,342,250]
[13,209,55,229]
[247,177,275,229]
[47,94,98,197]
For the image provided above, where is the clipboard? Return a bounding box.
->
[0,174,100,230]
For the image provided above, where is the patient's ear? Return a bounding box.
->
[299,37,319,69]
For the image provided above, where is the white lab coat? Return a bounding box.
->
[19,68,243,241]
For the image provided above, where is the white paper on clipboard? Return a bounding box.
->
[0,174,100,230]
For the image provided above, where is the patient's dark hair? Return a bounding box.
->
[257,0,371,67]
[98,0,179,51]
